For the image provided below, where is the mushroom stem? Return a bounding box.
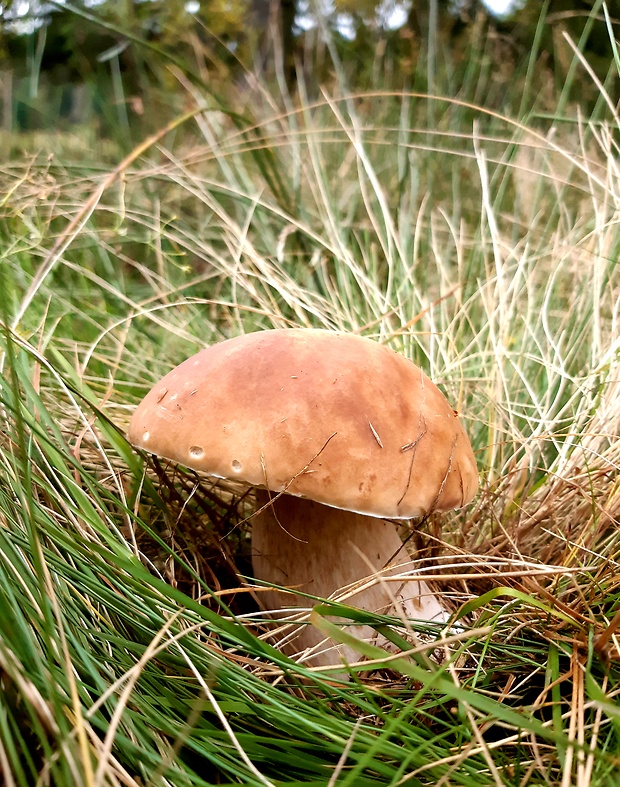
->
[251,490,446,667]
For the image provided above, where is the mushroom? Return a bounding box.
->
[128,329,478,666]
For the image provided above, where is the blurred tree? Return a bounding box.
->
[406,0,485,38]
[247,0,297,84]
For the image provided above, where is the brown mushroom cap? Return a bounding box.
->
[128,329,478,518]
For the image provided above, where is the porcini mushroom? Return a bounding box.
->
[128,329,478,666]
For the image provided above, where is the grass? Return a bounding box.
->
[3,17,620,786]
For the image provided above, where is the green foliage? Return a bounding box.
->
[2,4,620,785]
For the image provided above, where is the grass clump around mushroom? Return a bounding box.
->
[2,31,620,787]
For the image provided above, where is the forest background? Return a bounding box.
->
[3,0,620,143]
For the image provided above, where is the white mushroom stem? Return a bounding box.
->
[251,490,447,667]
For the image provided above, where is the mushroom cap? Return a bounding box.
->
[128,329,478,518]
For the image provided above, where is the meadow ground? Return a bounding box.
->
[2,29,620,786]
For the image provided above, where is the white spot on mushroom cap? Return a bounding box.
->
[142,431,150,443]
[189,445,204,460]
[231,459,242,472]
